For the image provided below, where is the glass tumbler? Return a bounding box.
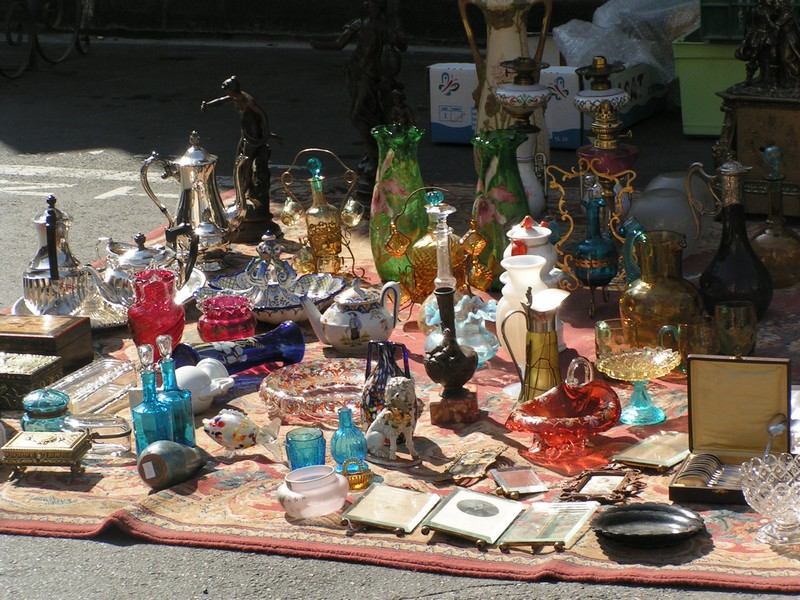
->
[285,427,326,470]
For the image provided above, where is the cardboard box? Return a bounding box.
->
[0,352,63,410]
[668,354,791,505]
[0,315,93,374]
[428,62,667,149]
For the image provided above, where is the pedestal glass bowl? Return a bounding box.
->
[740,453,800,546]
[594,318,680,426]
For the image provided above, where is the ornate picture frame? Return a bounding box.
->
[559,468,644,504]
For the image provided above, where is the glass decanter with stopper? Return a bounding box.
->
[305,157,342,274]
[749,146,800,289]
[156,335,196,447]
[405,190,468,308]
[131,343,174,456]
[686,160,773,319]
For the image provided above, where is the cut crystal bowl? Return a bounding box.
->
[740,453,800,545]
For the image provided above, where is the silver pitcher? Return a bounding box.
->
[140,131,247,271]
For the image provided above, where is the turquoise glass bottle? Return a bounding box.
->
[156,335,196,447]
[574,193,618,288]
[132,344,174,456]
[330,407,368,474]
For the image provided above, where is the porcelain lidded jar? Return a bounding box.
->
[275,464,349,519]
[502,215,557,284]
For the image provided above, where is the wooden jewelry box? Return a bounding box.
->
[669,354,791,505]
[0,352,63,410]
[0,315,93,374]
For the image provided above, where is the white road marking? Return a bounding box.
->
[94,186,136,199]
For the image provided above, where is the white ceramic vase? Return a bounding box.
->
[495,254,548,368]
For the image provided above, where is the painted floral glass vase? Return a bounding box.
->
[127,269,185,361]
[472,129,530,290]
[370,124,428,283]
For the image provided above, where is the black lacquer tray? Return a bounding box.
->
[591,502,705,547]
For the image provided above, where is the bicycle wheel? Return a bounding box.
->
[0,0,34,79]
[35,0,80,64]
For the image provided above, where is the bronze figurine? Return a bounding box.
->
[311,0,411,199]
[735,0,800,90]
[202,75,282,241]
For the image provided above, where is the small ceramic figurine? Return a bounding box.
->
[202,408,281,460]
[365,376,418,461]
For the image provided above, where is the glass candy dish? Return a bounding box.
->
[505,357,621,458]
[259,358,366,425]
[740,453,800,546]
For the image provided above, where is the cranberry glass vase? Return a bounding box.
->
[197,295,256,342]
[127,269,185,360]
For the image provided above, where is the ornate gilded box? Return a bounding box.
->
[669,355,791,505]
[0,352,63,410]
[1,430,92,477]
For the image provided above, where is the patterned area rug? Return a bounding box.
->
[1,189,800,593]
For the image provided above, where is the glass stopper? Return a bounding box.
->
[155,335,173,360]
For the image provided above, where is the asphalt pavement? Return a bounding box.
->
[0,38,781,600]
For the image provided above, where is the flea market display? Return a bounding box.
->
[4,0,800,593]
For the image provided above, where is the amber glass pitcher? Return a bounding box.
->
[619,230,703,347]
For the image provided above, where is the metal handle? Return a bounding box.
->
[140,151,176,228]
[685,162,721,239]
[500,308,525,384]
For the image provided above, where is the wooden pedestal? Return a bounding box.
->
[429,385,482,426]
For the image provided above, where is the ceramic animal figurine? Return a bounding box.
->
[365,376,418,461]
[202,408,281,460]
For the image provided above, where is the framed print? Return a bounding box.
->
[498,501,600,552]
[611,431,689,471]
[490,466,547,499]
[559,468,644,504]
[445,447,505,485]
[420,488,524,548]
[340,484,440,535]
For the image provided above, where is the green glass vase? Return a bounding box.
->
[370,124,428,283]
[472,130,529,290]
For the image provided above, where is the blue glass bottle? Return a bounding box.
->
[132,344,174,456]
[330,407,368,474]
[573,192,618,288]
[156,335,196,447]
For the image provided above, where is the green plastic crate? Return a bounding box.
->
[700,0,800,42]
[672,28,747,136]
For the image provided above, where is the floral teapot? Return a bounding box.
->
[299,279,400,355]
[88,228,198,307]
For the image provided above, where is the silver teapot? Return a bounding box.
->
[90,227,198,307]
[140,131,247,272]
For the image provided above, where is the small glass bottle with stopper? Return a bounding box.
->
[156,334,196,447]
[131,343,174,456]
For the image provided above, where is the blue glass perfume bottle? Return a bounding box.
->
[619,215,646,286]
[329,407,367,474]
[156,335,196,448]
[132,344,174,456]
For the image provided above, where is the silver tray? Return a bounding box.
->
[591,502,705,547]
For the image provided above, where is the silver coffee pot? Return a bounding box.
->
[23,195,92,316]
[140,131,247,271]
